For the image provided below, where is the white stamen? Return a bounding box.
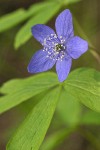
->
[43,34,66,61]
[52,42,55,45]
[60,36,63,39]
[51,34,54,36]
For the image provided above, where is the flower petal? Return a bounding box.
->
[67,36,88,59]
[31,24,55,44]
[27,49,56,73]
[55,9,74,40]
[56,56,72,82]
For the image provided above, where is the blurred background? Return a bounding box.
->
[0,0,100,150]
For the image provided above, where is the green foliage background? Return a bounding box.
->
[0,0,100,150]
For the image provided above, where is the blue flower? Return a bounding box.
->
[27,9,88,82]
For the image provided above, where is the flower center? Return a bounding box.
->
[55,44,65,52]
[42,34,66,61]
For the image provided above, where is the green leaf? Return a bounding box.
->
[62,0,81,5]
[0,72,59,114]
[45,0,81,4]
[40,128,74,150]
[81,110,100,125]
[0,9,27,32]
[0,2,56,32]
[64,68,100,112]
[7,87,61,150]
[57,90,81,126]
[14,2,61,49]
[27,2,56,17]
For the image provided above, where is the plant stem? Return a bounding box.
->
[79,128,100,150]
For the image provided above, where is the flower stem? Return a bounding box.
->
[90,49,100,64]
[73,17,100,64]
